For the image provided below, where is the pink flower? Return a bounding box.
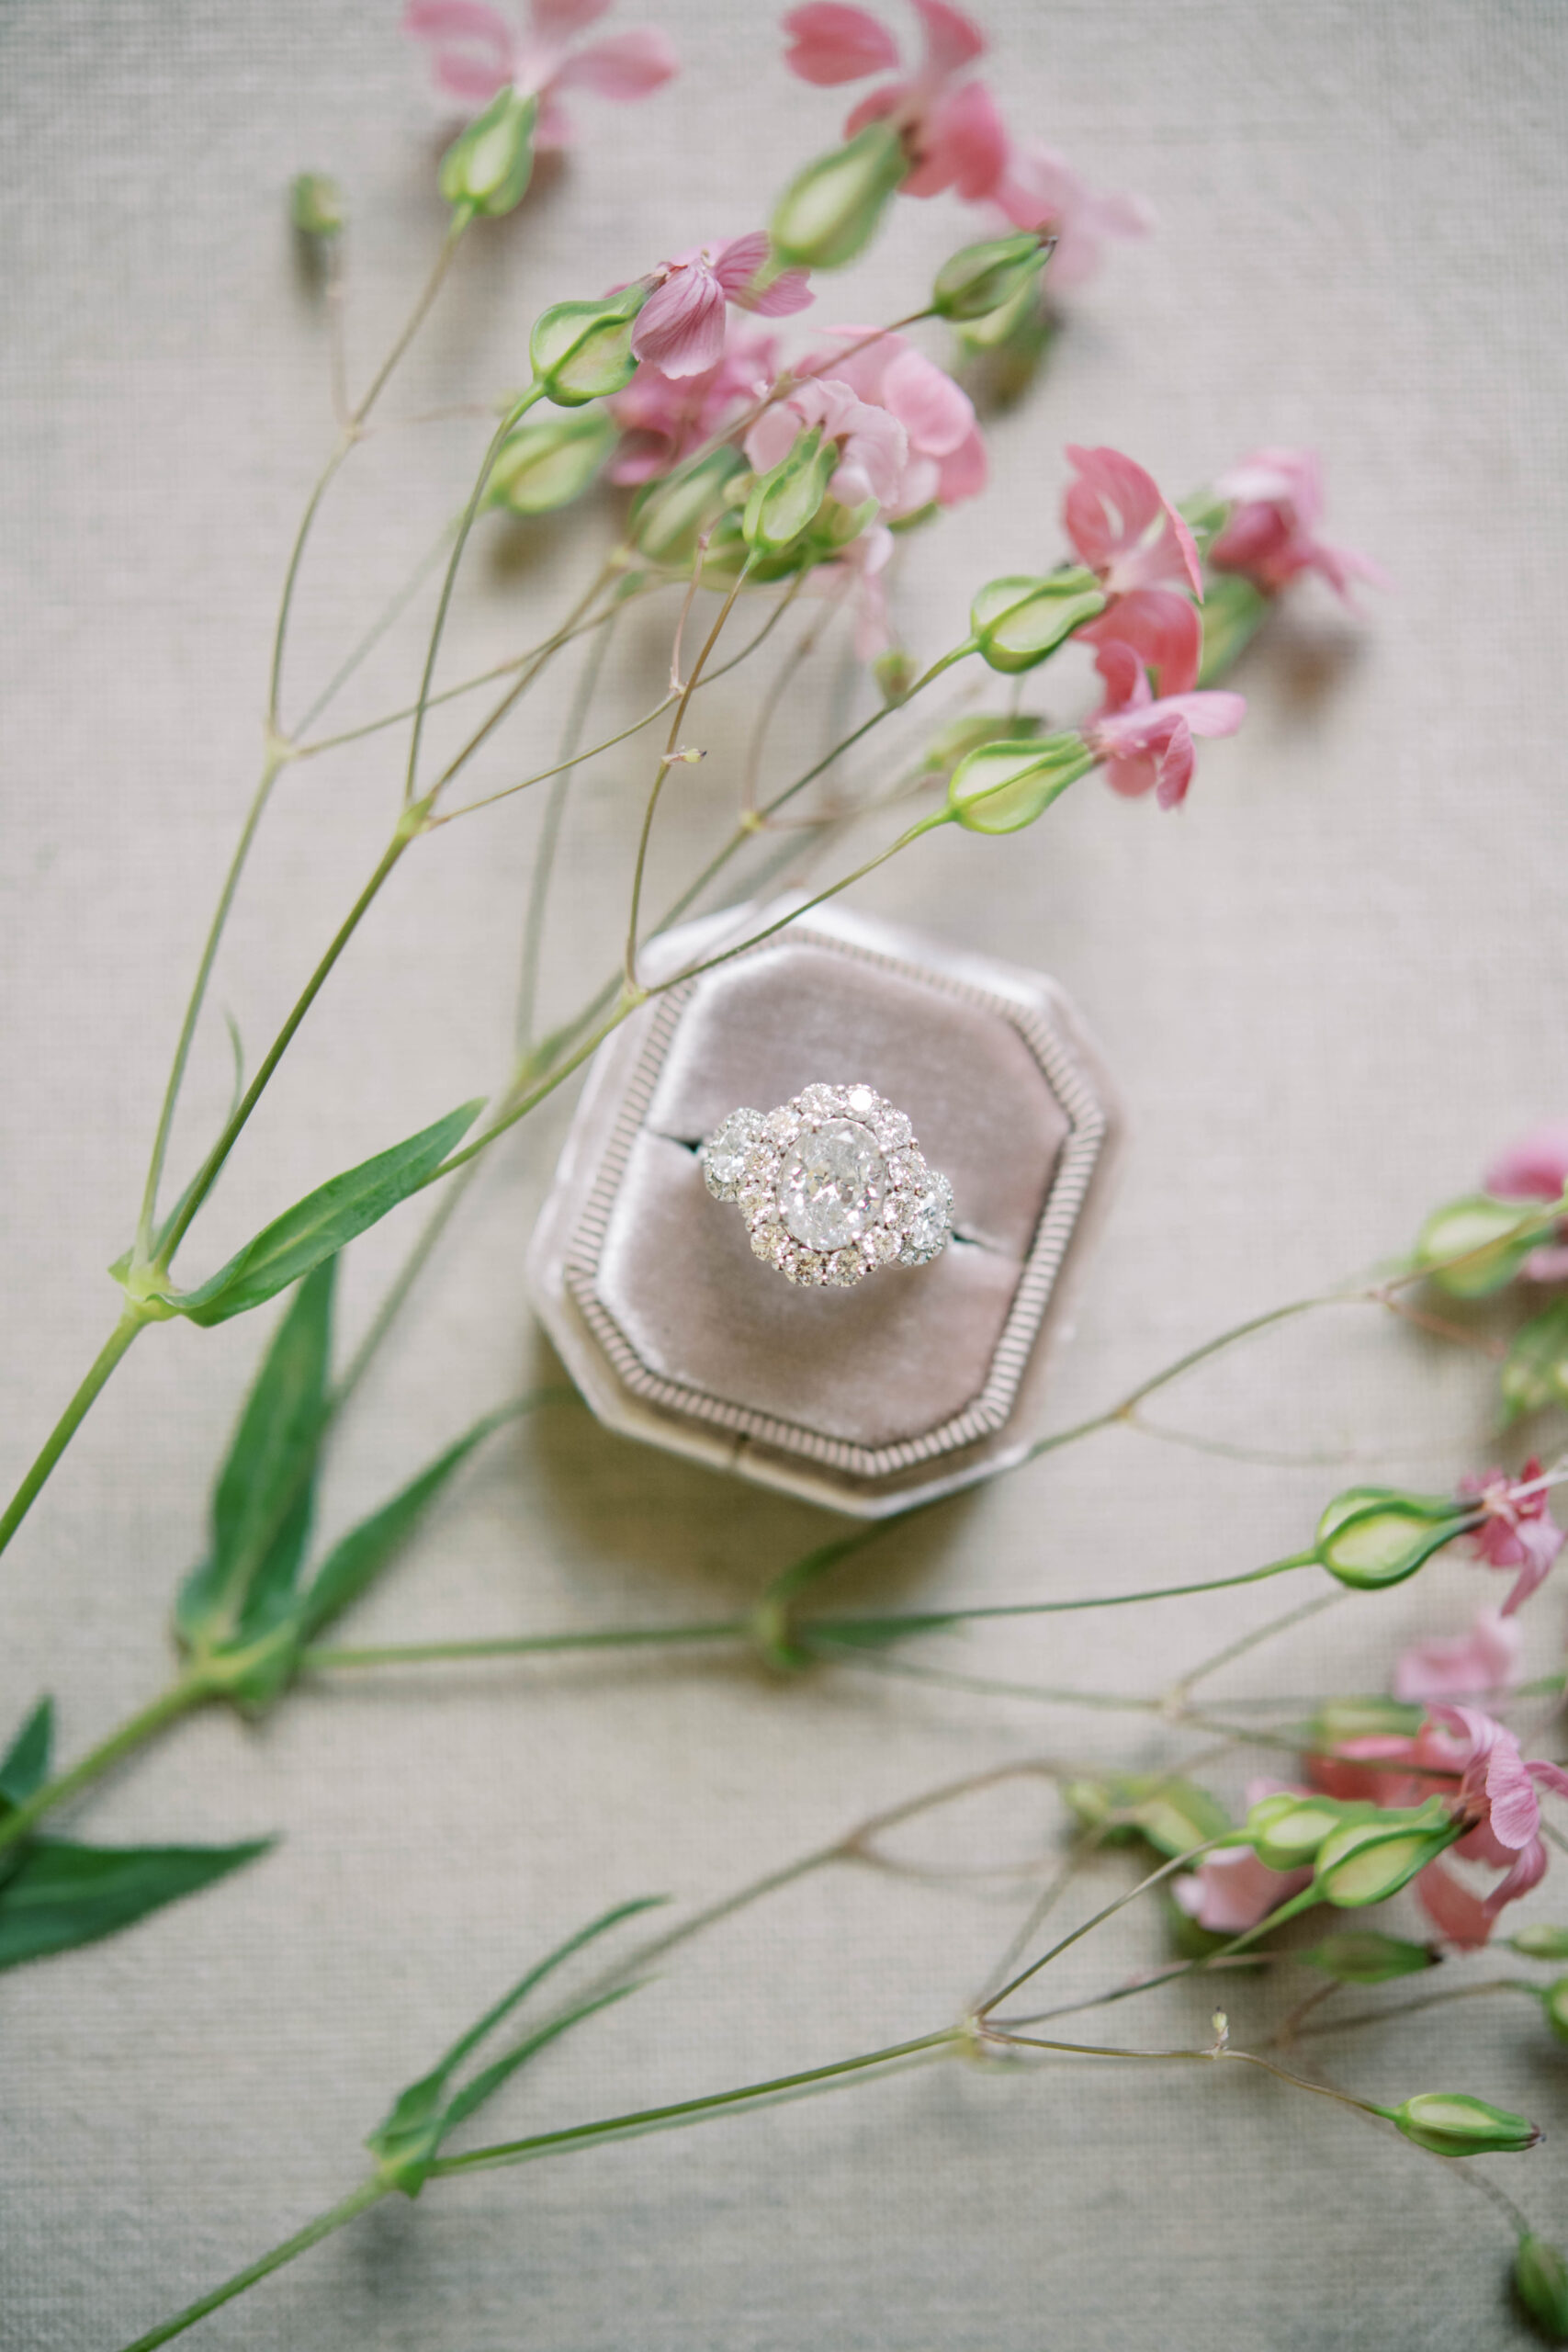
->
[991,141,1154,288]
[782,0,1010,205]
[405,0,676,147]
[1456,1459,1565,1615]
[1062,445,1204,695]
[1210,447,1387,603]
[1173,1778,1312,1935]
[1412,1705,1568,1946]
[1393,1608,1524,1704]
[744,377,907,510]
[1082,641,1245,811]
[815,328,986,514]
[630,235,813,381]
[608,325,779,485]
[1485,1123,1568,1280]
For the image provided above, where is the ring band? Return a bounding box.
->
[701,1082,954,1287]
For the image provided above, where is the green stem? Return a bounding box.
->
[0,1668,212,1856]
[434,685,676,828]
[428,2030,962,2177]
[981,1838,1229,2015]
[0,1309,148,1564]
[514,604,621,1053]
[304,1620,747,1671]
[292,512,459,742]
[117,2177,388,2352]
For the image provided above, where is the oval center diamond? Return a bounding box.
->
[777,1120,886,1253]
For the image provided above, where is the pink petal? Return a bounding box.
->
[933,424,987,505]
[1172,1849,1311,1937]
[1063,444,1164,571]
[902,78,1009,200]
[1157,688,1247,741]
[553,27,679,96]
[843,81,906,140]
[711,232,774,298]
[743,267,816,318]
[1485,1835,1549,1917]
[1217,447,1325,527]
[782,2,900,84]
[632,268,728,379]
[1089,639,1151,718]
[1529,1757,1568,1803]
[531,0,614,25]
[404,0,514,96]
[1078,592,1201,697]
[434,50,513,100]
[879,347,974,455]
[910,0,986,75]
[1393,1609,1523,1703]
[1417,1860,1494,1949]
[1524,1242,1568,1283]
[1485,1121,1568,1203]
[743,404,803,477]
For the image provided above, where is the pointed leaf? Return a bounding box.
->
[175,1262,335,1650]
[442,1983,645,2133]
[296,1405,516,1645]
[0,1697,53,1809]
[1503,1298,1568,1422]
[175,1101,484,1327]
[0,1836,271,1970]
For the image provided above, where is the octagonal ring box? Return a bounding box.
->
[526,898,1123,1518]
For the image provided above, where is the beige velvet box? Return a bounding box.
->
[526,898,1124,1516]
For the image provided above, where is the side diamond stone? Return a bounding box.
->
[701,1107,766,1201]
[897,1171,954,1265]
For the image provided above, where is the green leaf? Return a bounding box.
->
[1196,571,1269,684]
[1303,1930,1438,1984]
[441,1984,643,2132]
[175,1261,335,1652]
[1503,1298,1568,1421]
[175,1101,483,1327]
[0,1836,270,1970]
[297,1406,518,1644]
[0,1697,53,1809]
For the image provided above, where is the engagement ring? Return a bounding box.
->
[700,1083,954,1287]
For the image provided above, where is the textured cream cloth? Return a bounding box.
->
[3,3,1567,2346]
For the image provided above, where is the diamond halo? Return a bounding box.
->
[700,1084,955,1287]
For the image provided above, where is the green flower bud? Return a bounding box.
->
[1197,571,1269,684]
[1503,1299,1568,1421]
[1509,1924,1568,1961]
[1127,1779,1233,1860]
[1244,1792,1368,1873]
[1541,1977,1568,2045]
[1305,1697,1424,1750]
[1314,1802,1461,1907]
[947,733,1096,834]
[627,447,749,569]
[487,409,616,516]
[1388,2091,1541,2157]
[438,87,537,220]
[1314,1485,1474,1591]
[1302,1931,1438,1984]
[1516,2234,1568,2340]
[874,650,917,706]
[742,425,835,556]
[290,172,345,239]
[932,232,1049,322]
[970,570,1106,673]
[529,285,649,407]
[921,713,1042,778]
[771,121,908,269]
[1416,1193,1549,1297]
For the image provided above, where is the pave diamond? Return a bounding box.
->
[898,1171,954,1266]
[777,1119,887,1253]
[701,1108,766,1201]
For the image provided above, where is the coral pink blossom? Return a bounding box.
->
[782,0,1010,204]
[1414,1705,1568,1946]
[815,328,986,515]
[744,378,907,510]
[1210,447,1387,603]
[608,326,778,486]
[630,235,812,381]
[1457,1459,1565,1615]
[1305,1735,1431,1810]
[1062,445,1204,695]
[405,0,676,145]
[1393,1608,1524,1704]
[1173,1781,1312,1936]
[1083,641,1245,811]
[1485,1123,1568,1280]
[991,141,1154,288]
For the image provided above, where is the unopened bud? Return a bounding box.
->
[1197,571,1269,685]
[529,286,649,407]
[1541,1977,1568,2045]
[1387,2091,1541,2157]
[1416,1193,1551,1298]
[874,650,917,706]
[771,121,907,269]
[487,410,615,516]
[438,87,537,220]
[970,570,1106,673]
[290,173,345,239]
[933,232,1049,322]
[629,447,748,569]
[1314,1801,1461,1907]
[1516,2234,1568,2339]
[1314,1485,1474,1591]
[1303,1931,1438,1985]
[1127,1779,1231,1860]
[741,425,835,556]
[1243,1791,1365,1873]
[1306,1697,1424,1749]
[922,714,1041,778]
[947,733,1096,834]
[1509,1924,1568,1961]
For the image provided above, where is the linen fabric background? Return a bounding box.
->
[3,3,1567,2345]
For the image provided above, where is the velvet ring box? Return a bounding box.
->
[526,898,1124,1517]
